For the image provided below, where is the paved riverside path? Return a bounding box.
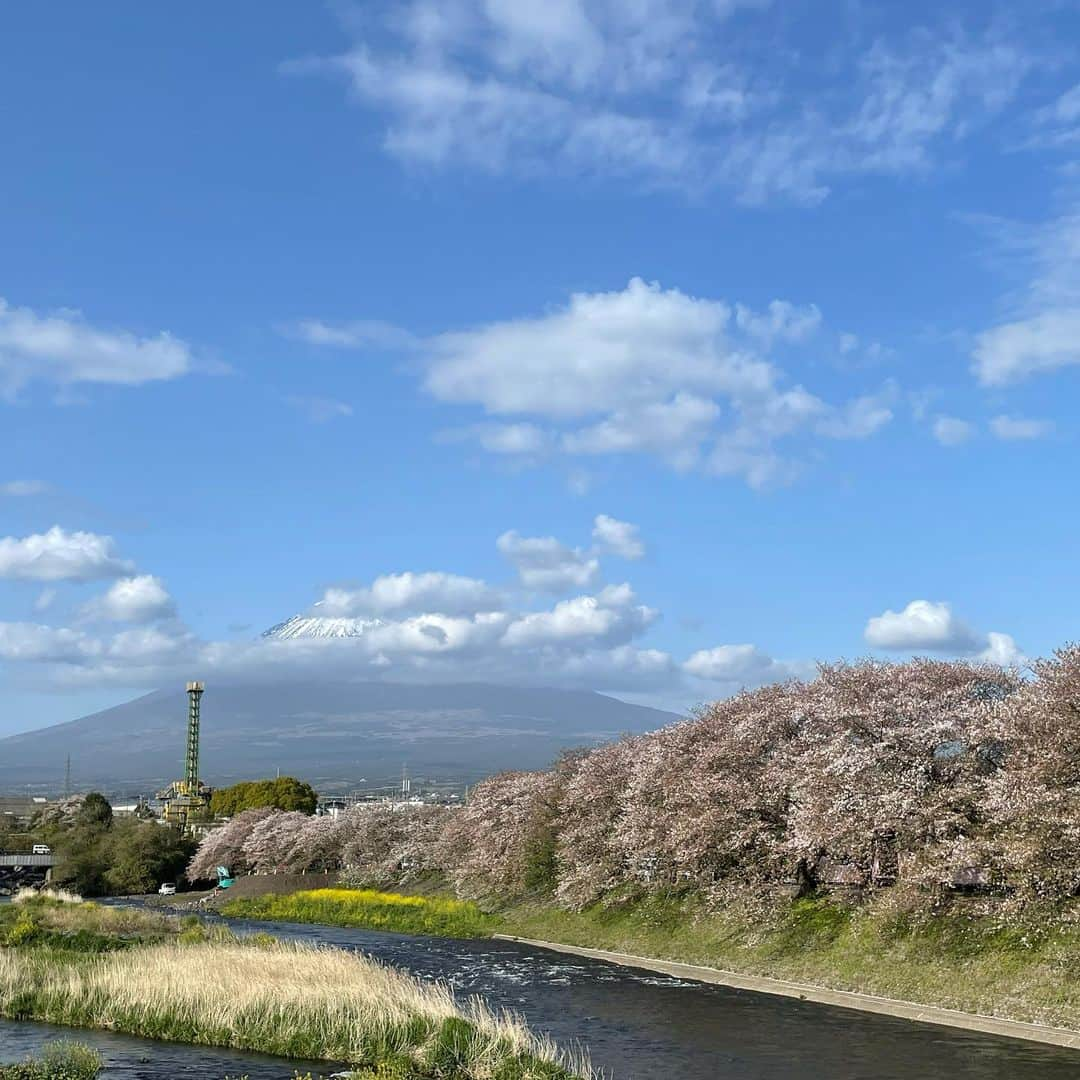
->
[494,934,1080,1051]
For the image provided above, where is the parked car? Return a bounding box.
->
[31,844,50,855]
[158,882,176,896]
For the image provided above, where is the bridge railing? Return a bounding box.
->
[0,854,56,867]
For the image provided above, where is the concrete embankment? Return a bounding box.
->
[494,934,1080,1050]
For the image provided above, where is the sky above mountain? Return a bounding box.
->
[3,1,1079,734]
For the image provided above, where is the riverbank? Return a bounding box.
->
[493,893,1080,1037]
[494,934,1080,1050]
[203,877,1080,1041]
[0,894,591,1080]
[220,887,497,937]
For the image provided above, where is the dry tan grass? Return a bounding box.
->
[0,938,592,1078]
[13,896,176,939]
[13,887,82,905]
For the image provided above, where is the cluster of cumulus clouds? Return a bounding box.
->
[296,276,899,489]
[0,513,1024,706]
[0,260,1062,492]
[277,0,1080,419]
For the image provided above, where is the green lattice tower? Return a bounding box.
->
[185,681,204,792]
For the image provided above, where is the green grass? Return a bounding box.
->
[0,1041,102,1079]
[496,890,1080,1031]
[220,887,500,938]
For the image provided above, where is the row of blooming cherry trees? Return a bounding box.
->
[189,647,1080,908]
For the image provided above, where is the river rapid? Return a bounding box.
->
[4,908,1080,1079]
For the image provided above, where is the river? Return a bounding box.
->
[4,911,1080,1079]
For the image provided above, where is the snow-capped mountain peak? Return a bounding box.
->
[262,613,383,641]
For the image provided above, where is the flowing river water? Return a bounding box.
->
[4,910,1080,1079]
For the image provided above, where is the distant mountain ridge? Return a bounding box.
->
[0,681,681,794]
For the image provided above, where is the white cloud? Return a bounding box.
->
[104,625,194,663]
[502,583,656,648]
[0,480,49,496]
[457,423,550,455]
[425,278,747,418]
[932,416,975,446]
[973,310,1080,386]
[844,32,1031,175]
[977,631,1025,666]
[865,600,980,652]
[0,527,134,582]
[734,301,822,344]
[415,278,891,484]
[289,318,416,350]
[86,575,176,623]
[315,572,504,617]
[591,514,644,560]
[1027,83,1080,149]
[989,414,1054,440]
[287,7,1036,205]
[683,643,801,684]
[864,599,1022,665]
[33,589,56,613]
[284,395,354,423]
[497,530,600,592]
[562,393,720,470]
[0,622,100,663]
[0,298,195,397]
[970,209,1080,387]
[817,389,895,440]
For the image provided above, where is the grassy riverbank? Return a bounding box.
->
[495,891,1080,1032]
[0,894,590,1079]
[220,887,498,938]
[212,878,1080,1032]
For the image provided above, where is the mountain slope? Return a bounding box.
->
[0,681,681,793]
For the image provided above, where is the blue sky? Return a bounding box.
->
[3,0,1080,734]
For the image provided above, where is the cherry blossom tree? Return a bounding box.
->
[786,659,1019,892]
[187,807,277,879]
[441,770,562,900]
[336,803,453,886]
[981,645,1080,900]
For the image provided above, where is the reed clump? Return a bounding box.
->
[1,893,182,952]
[0,928,590,1079]
[221,887,498,938]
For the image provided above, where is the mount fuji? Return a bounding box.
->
[262,613,383,640]
[0,671,680,797]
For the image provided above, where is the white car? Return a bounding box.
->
[158,883,177,896]
[32,844,51,855]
